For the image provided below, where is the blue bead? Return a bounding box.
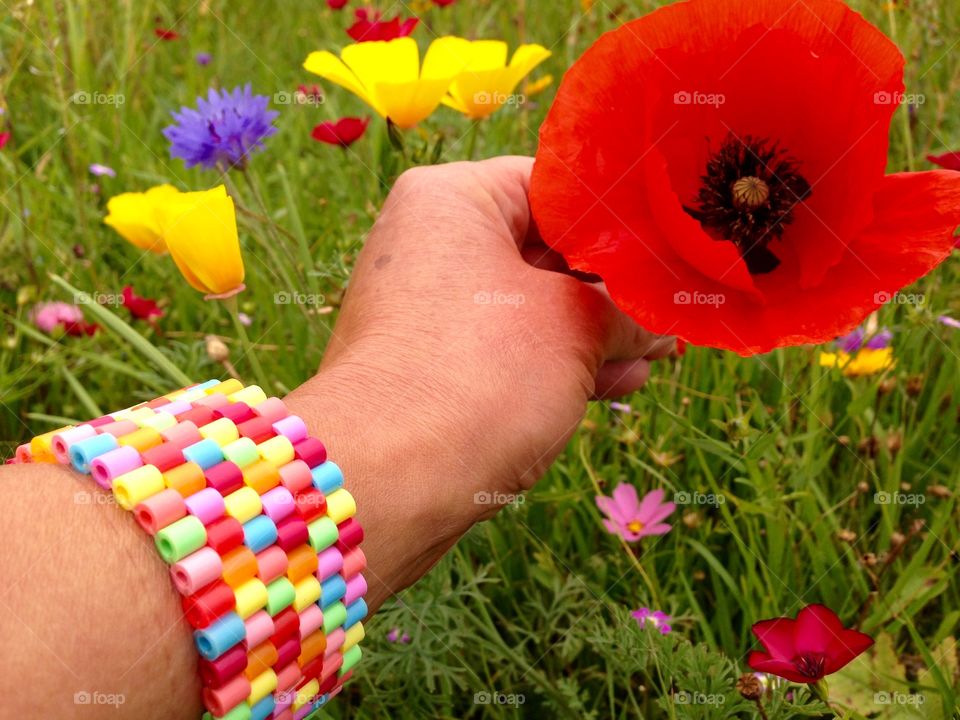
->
[194,611,245,660]
[194,379,222,391]
[344,598,367,629]
[320,574,347,608]
[69,434,119,474]
[250,695,275,720]
[310,461,343,494]
[182,438,224,470]
[243,515,278,553]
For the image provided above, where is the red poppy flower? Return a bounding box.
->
[346,9,418,42]
[62,320,99,337]
[311,117,370,148]
[529,0,960,355]
[433,0,456,6]
[928,151,960,172]
[0,132,9,149]
[748,604,873,683]
[328,0,349,8]
[154,28,180,40]
[122,285,164,321]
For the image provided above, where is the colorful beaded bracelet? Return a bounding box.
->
[13,379,366,720]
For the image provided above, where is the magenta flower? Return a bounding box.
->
[595,484,674,541]
[631,607,671,634]
[387,627,410,644]
[939,315,960,330]
[88,163,116,177]
[31,302,98,336]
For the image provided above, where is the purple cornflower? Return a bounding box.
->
[88,163,116,177]
[163,84,278,170]
[631,607,671,634]
[387,627,410,644]
[195,52,212,66]
[939,315,960,330]
[835,325,892,352]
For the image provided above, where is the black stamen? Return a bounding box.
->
[684,133,811,275]
[795,653,826,679]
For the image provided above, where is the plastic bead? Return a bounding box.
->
[244,610,275,648]
[160,420,203,449]
[139,411,177,433]
[245,641,278,680]
[194,611,246,661]
[15,444,31,463]
[214,402,255,425]
[155,515,207,563]
[183,438,225,470]
[324,628,344,658]
[199,417,240,447]
[315,547,342,581]
[287,544,320,583]
[275,517,308,552]
[310,462,343,495]
[321,653,343,683]
[152,398,193,416]
[249,694,275,720]
[202,673,251,717]
[275,636,302,669]
[270,607,300,645]
[260,486,296,524]
[298,604,324,641]
[301,655,324,683]
[307,518,338,553]
[135,488,187,534]
[233,577,269,619]
[206,516,245,555]
[163,461,206,498]
[275,661,302,696]
[171,547,224,596]
[278,460,313,494]
[344,574,367,606]
[205,461,245,496]
[140,442,186,472]
[341,645,362,675]
[194,393,230,412]
[212,378,244,396]
[293,679,319,711]
[198,644,248,689]
[235,416,274,444]
[70,433,119,474]
[251,396,288,423]
[229,384,267,407]
[292,438,326,468]
[117,426,163,453]
[255,546,288,584]
[184,580,236,629]
[52,425,96,463]
[299,630,326,666]
[221,437,260,469]
[321,602,346,635]
[271,415,307,444]
[176,406,217,429]
[224,487,263,524]
[90,445,142,489]
[257,435,295,468]
[247,668,277,706]
[184,487,226,525]
[265,577,296,616]
[319,575,346,608]
[343,621,365,652]
[293,576,321,612]
[341,549,366,580]
[31,426,70,463]
[242,460,281,495]
[335,518,364,551]
[325,489,356,525]
[96,419,139,438]
[344,599,367,629]
[113,464,165,510]
[293,488,326,523]
[221,546,259,588]
[206,702,251,720]
[243,515,278,554]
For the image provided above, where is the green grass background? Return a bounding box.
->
[1,0,960,718]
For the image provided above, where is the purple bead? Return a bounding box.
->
[184,487,226,525]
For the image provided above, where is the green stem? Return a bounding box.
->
[809,680,840,718]
[465,121,481,160]
[224,294,269,390]
[886,3,915,171]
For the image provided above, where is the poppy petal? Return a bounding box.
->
[751,617,797,659]
[824,629,874,673]
[793,604,846,656]
[747,652,811,684]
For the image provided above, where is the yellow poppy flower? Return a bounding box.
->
[103,184,180,253]
[303,37,472,129]
[442,41,551,120]
[523,74,554,98]
[158,186,245,297]
[819,348,895,377]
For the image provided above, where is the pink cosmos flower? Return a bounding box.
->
[31,301,98,336]
[631,607,671,634]
[595,484,675,541]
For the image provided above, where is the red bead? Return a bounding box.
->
[274,636,301,669]
[214,402,255,424]
[146,397,169,409]
[292,437,326,468]
[141,442,186,472]
[236,416,275,444]
[275,516,309,552]
[293,488,326,523]
[176,406,217,428]
[206,516,245,555]
[205,460,244,496]
[300,656,324,683]
[335,518,364,552]
[318,671,339,695]
[183,580,236,629]
[270,608,300,645]
[198,643,248,688]
[86,416,115,428]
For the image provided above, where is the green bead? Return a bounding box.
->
[340,644,362,674]
[221,437,259,468]
[322,601,347,634]
[213,702,252,720]
[265,577,296,616]
[155,515,206,563]
[307,517,338,552]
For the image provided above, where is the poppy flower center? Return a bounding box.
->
[793,653,826,679]
[685,134,812,275]
[627,520,644,533]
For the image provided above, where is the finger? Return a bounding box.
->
[593,359,652,399]
[601,297,676,362]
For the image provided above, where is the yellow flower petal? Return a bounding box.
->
[303,50,381,115]
[103,184,180,253]
[443,41,551,119]
[523,74,554,97]
[341,38,420,87]
[421,36,475,80]
[159,186,244,296]
[819,348,894,377]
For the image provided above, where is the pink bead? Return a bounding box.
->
[298,604,324,640]
[275,661,302,696]
[152,399,193,416]
[194,392,230,409]
[274,709,294,720]
[97,419,138,438]
[316,547,343,581]
[324,628,345,657]
[256,546,289,584]
[245,610,275,648]
[170,547,223,595]
[341,547,366,578]
[134,488,187,534]
[184,487,225,525]
[86,415,115,428]
[160,420,202,449]
[52,425,97,463]
[90,445,143,489]
[277,460,312,494]
[202,674,250,717]
[293,705,312,720]
[260,486,296,523]
[343,574,367,605]
[15,444,32,463]
[271,415,307,444]
[252,396,288,423]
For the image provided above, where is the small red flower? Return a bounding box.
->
[530,0,960,355]
[297,84,324,103]
[327,0,349,8]
[433,0,456,6]
[122,285,164,321]
[748,604,873,683]
[62,320,99,337]
[311,117,370,148]
[928,151,960,172]
[0,132,9,149]
[154,28,180,40]
[347,9,418,42]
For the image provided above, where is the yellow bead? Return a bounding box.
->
[223,486,262,524]
[127,407,157,425]
[30,426,71,463]
[229,384,267,407]
[343,621,365,651]
[213,378,244,396]
[199,417,240,446]
[257,435,294,468]
[293,679,319,711]
[292,575,321,612]
[325,488,356,524]
[113,464,165,510]
[178,388,209,403]
[139,411,177,433]
[247,669,277,705]
[234,577,268,618]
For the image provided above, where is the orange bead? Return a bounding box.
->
[118,427,163,453]
[299,630,327,666]
[244,640,278,681]
[163,462,206,498]
[221,546,258,588]
[243,459,281,495]
[285,545,319,583]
